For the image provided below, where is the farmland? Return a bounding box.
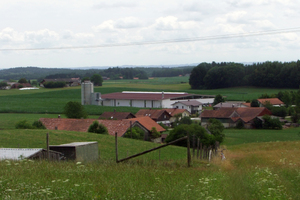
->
[0,78,300,199]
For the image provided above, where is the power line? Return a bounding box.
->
[1,27,300,51]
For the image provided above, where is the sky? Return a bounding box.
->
[0,0,299,69]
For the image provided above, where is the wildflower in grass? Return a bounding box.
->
[76,162,82,165]
[74,184,80,187]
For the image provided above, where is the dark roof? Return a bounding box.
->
[99,112,136,120]
[172,100,202,106]
[125,116,165,132]
[135,109,171,120]
[200,107,272,123]
[100,92,215,101]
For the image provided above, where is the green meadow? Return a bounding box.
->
[0,78,300,199]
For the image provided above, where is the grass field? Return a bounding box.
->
[1,79,300,199]
[0,77,297,114]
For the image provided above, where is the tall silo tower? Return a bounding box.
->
[81,81,94,105]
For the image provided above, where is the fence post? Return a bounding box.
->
[115,132,118,163]
[187,132,191,167]
[46,132,50,161]
[192,135,195,158]
[197,138,200,159]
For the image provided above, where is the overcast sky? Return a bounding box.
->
[0,0,299,69]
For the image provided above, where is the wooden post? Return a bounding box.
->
[192,135,195,158]
[197,138,200,159]
[200,143,203,159]
[46,132,50,161]
[187,132,191,167]
[115,132,118,163]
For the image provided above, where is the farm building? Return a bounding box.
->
[213,102,249,110]
[0,148,63,161]
[49,142,98,162]
[200,107,272,128]
[84,91,214,108]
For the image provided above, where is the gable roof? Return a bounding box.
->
[172,100,202,106]
[164,108,190,116]
[125,116,165,132]
[135,109,171,120]
[39,118,137,137]
[200,107,272,123]
[257,98,284,105]
[99,112,136,120]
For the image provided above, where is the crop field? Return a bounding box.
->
[0,78,300,199]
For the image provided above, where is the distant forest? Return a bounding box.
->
[189,60,300,89]
[0,66,195,81]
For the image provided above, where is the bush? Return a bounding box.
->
[271,107,287,118]
[150,127,161,139]
[88,121,108,134]
[158,122,169,131]
[15,120,33,129]
[32,120,46,129]
[44,81,66,88]
[262,115,282,130]
[236,120,244,129]
[15,120,46,129]
[165,124,213,147]
[64,101,88,119]
[178,116,193,125]
[124,126,145,140]
[207,118,225,143]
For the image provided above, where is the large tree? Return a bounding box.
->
[91,74,103,86]
[63,101,88,119]
[189,62,211,89]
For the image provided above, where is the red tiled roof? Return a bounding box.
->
[39,118,134,137]
[125,116,165,132]
[135,109,171,120]
[100,92,191,100]
[257,98,283,105]
[200,107,272,123]
[164,108,190,116]
[99,112,136,120]
[242,103,251,107]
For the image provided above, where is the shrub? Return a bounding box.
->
[44,81,66,88]
[236,120,244,129]
[178,116,193,125]
[150,127,161,139]
[262,115,282,130]
[64,101,88,119]
[15,120,33,129]
[207,118,225,143]
[32,120,46,129]
[88,121,108,134]
[158,122,169,131]
[271,107,287,118]
[124,126,145,140]
[165,124,212,147]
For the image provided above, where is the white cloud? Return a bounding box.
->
[152,16,199,31]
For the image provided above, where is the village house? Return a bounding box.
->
[135,109,172,125]
[172,100,202,114]
[164,108,191,123]
[200,107,272,128]
[257,98,284,107]
[213,102,249,110]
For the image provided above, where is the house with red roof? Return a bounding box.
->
[135,109,172,125]
[164,108,191,123]
[39,118,146,137]
[200,107,272,128]
[257,98,284,107]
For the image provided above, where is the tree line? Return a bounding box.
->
[189,60,300,89]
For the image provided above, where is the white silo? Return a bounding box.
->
[81,81,94,105]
